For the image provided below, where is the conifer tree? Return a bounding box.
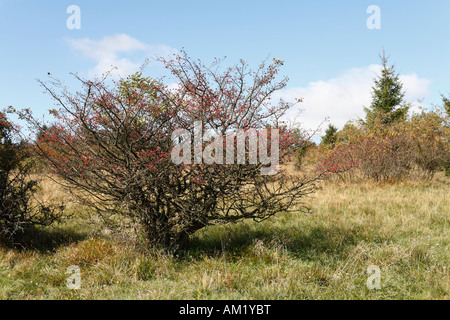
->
[321,124,338,146]
[364,51,408,127]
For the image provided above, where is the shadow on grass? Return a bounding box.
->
[183,222,364,261]
[1,225,89,253]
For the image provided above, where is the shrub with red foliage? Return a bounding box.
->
[21,53,347,251]
[318,109,449,182]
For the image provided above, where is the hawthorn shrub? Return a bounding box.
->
[294,141,318,171]
[317,107,449,182]
[441,94,450,176]
[289,128,317,171]
[20,54,351,251]
[0,111,62,244]
[408,108,449,177]
[353,125,413,181]
[316,144,360,181]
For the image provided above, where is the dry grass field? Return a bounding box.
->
[0,171,448,300]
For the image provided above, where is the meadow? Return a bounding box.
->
[0,171,448,300]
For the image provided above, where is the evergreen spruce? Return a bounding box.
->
[364,51,408,127]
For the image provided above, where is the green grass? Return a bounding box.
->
[0,175,449,300]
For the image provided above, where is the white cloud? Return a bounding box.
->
[399,73,432,103]
[65,34,177,79]
[276,65,431,132]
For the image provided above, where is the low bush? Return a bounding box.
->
[316,106,449,182]
[0,111,63,244]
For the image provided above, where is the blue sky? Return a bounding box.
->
[1,0,449,132]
